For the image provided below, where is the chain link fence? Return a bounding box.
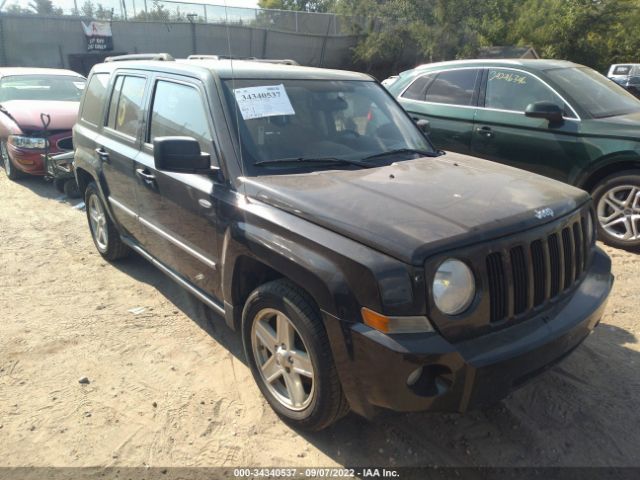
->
[1,1,377,36]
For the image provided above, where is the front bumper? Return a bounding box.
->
[6,133,71,175]
[325,247,613,417]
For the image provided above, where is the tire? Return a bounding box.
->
[1,140,24,181]
[63,178,81,198]
[591,171,640,250]
[54,178,66,193]
[84,182,130,261]
[242,279,349,431]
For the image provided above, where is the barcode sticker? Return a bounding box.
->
[234,84,295,120]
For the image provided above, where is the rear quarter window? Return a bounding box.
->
[80,73,110,125]
[613,65,632,76]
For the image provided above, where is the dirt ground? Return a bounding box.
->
[1,170,639,470]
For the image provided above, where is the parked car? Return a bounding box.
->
[73,55,612,431]
[608,63,640,98]
[388,60,640,249]
[381,75,399,87]
[0,68,86,180]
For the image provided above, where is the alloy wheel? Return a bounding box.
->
[251,308,315,411]
[88,194,109,251]
[596,184,640,241]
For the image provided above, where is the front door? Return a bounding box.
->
[134,76,223,299]
[397,68,481,153]
[471,68,580,183]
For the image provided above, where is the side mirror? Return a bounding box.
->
[153,136,212,173]
[524,102,563,123]
[415,118,431,135]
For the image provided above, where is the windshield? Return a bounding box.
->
[547,67,640,118]
[221,79,434,174]
[0,75,86,103]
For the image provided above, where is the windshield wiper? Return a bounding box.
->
[254,156,374,169]
[361,148,438,161]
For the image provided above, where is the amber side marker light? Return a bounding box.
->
[361,307,434,334]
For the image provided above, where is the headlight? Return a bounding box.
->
[8,135,49,150]
[432,258,475,315]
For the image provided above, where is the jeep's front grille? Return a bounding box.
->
[486,214,591,324]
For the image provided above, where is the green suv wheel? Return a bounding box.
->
[592,171,640,249]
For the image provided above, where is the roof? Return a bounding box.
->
[409,58,580,72]
[91,58,372,81]
[477,46,540,59]
[0,67,85,78]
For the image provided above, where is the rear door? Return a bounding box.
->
[471,67,580,182]
[96,72,149,238]
[134,75,223,298]
[397,68,481,153]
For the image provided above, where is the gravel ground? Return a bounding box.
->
[1,171,639,470]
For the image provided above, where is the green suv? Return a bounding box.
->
[388,60,640,249]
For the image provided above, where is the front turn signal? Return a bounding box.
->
[361,307,434,334]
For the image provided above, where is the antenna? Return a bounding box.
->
[223,0,247,198]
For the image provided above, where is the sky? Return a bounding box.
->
[4,0,260,14]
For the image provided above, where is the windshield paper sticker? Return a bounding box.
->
[234,84,295,120]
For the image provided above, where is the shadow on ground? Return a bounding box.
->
[111,252,640,468]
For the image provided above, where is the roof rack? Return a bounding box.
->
[105,53,175,63]
[186,55,299,66]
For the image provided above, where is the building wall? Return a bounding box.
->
[0,14,358,73]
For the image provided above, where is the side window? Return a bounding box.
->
[80,73,109,125]
[106,75,146,138]
[425,69,479,106]
[401,74,434,101]
[149,81,213,154]
[485,69,568,115]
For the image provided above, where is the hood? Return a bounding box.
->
[0,100,79,133]
[582,110,640,140]
[243,153,590,265]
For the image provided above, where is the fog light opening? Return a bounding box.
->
[406,366,423,387]
[407,364,453,397]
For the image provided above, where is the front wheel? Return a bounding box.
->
[592,171,640,250]
[1,141,24,181]
[85,182,130,261]
[242,279,349,431]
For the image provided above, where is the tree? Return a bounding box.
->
[29,0,62,15]
[258,0,335,13]
[81,0,94,17]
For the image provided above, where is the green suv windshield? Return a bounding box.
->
[222,79,434,174]
[547,67,640,118]
[0,75,86,102]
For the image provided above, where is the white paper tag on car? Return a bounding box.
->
[233,84,295,120]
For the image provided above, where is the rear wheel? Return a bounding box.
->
[1,141,24,180]
[592,171,640,249]
[242,279,349,431]
[85,182,130,261]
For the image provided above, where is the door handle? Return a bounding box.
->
[476,126,494,138]
[135,168,157,187]
[95,147,110,163]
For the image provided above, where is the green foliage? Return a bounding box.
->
[28,0,63,15]
[333,0,640,73]
[258,0,335,13]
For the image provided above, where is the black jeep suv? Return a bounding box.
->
[73,54,613,431]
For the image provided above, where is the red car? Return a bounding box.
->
[0,68,86,180]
